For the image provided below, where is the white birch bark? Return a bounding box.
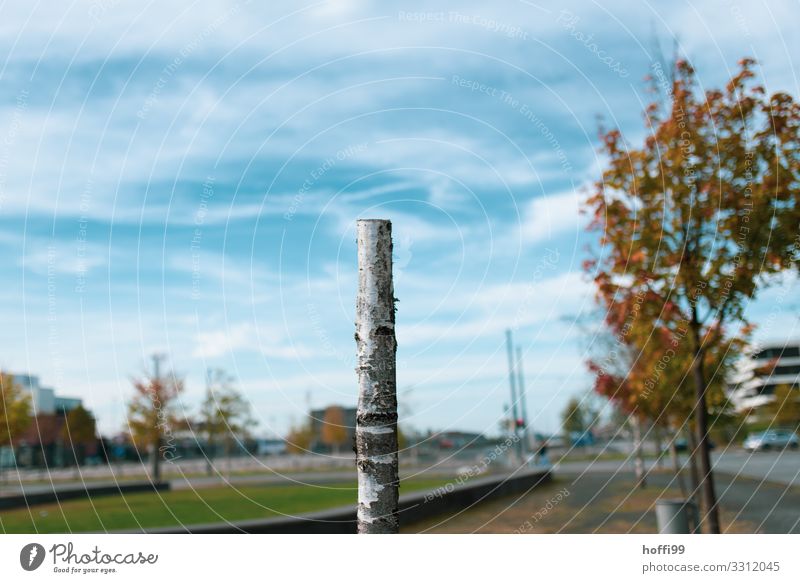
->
[355,219,399,534]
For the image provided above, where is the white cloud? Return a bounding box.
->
[397,270,592,346]
[192,321,313,360]
[520,189,586,244]
[193,322,253,358]
[20,241,107,276]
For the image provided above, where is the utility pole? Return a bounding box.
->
[151,353,165,382]
[355,219,399,534]
[504,329,524,463]
[516,346,531,456]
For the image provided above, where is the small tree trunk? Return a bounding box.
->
[73,444,81,479]
[206,444,213,476]
[653,425,665,468]
[631,415,646,488]
[668,431,688,498]
[152,437,161,483]
[684,423,702,503]
[691,349,721,533]
[355,219,399,534]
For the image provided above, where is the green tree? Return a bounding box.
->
[197,369,256,475]
[765,385,800,431]
[0,373,32,483]
[127,360,184,482]
[586,58,800,532]
[587,312,746,495]
[561,397,587,437]
[60,405,97,468]
[286,419,313,454]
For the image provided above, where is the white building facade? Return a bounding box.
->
[728,342,800,414]
[11,373,82,415]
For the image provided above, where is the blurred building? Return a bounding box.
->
[255,438,287,456]
[9,373,97,467]
[309,406,356,452]
[728,341,800,414]
[12,373,83,415]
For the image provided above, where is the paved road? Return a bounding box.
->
[710,450,800,486]
[554,449,800,487]
[0,466,458,498]
[1,453,366,485]
[4,449,796,497]
[169,466,456,490]
[0,473,362,496]
[0,480,147,498]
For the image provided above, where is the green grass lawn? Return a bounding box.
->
[0,479,446,533]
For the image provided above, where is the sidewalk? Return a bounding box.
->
[405,470,800,533]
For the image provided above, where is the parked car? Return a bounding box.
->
[743,430,799,452]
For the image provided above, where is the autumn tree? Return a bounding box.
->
[60,405,97,467]
[285,418,313,454]
[586,58,800,532]
[584,313,668,489]
[197,368,256,475]
[587,310,746,495]
[561,397,588,437]
[127,357,184,482]
[0,373,31,483]
[586,337,651,488]
[765,385,800,431]
[321,405,348,454]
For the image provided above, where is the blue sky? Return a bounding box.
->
[1,0,798,437]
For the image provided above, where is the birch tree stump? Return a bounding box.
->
[355,219,399,534]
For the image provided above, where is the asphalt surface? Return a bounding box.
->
[710,449,800,486]
[407,470,800,534]
[0,466,457,497]
[553,449,800,487]
[3,448,798,508]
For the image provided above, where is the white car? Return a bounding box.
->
[743,430,799,452]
